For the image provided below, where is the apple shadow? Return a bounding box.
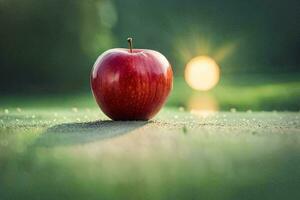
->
[34,120,148,147]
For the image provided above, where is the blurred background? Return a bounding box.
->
[0,0,299,111]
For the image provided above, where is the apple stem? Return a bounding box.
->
[127,37,133,53]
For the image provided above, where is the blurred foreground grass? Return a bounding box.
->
[0,75,300,199]
[0,107,300,200]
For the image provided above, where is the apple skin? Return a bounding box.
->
[91,48,173,120]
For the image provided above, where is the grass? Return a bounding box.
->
[0,74,299,199]
[1,76,299,111]
[0,107,300,200]
[169,76,300,111]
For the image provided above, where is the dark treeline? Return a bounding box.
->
[0,0,299,93]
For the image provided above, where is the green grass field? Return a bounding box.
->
[0,106,299,200]
[1,75,300,199]
[1,75,300,111]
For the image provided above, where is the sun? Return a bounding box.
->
[185,56,220,91]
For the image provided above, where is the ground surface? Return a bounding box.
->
[0,107,300,200]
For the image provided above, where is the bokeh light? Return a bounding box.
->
[185,56,220,91]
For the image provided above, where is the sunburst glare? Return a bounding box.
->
[185,56,220,91]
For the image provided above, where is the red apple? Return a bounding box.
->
[91,38,173,120]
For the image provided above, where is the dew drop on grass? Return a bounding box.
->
[31,115,36,119]
[16,107,22,112]
[72,107,78,112]
[4,109,9,114]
